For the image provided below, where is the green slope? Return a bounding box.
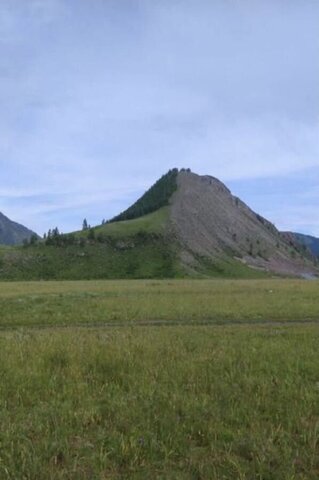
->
[0,208,182,280]
[0,245,269,281]
[0,240,178,281]
[94,206,169,237]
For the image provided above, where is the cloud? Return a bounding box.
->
[185,117,319,181]
[0,0,318,234]
[228,167,319,236]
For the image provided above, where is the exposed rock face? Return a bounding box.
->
[170,171,317,277]
[0,212,37,245]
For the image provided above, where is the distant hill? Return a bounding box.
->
[286,232,319,258]
[0,212,38,246]
[0,170,317,280]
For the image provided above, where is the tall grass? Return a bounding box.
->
[0,325,318,479]
[0,279,318,478]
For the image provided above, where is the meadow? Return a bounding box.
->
[0,279,318,479]
[1,279,319,329]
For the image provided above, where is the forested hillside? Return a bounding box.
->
[110,168,179,222]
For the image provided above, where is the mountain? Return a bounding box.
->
[0,169,317,280]
[0,212,38,246]
[170,171,317,277]
[285,232,319,258]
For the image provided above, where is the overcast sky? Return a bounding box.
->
[1,0,318,235]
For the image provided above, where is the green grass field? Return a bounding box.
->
[0,279,318,329]
[0,279,318,479]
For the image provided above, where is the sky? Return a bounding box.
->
[0,0,318,236]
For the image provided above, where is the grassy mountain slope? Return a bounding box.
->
[95,207,169,236]
[0,209,180,280]
[0,239,178,281]
[0,212,38,246]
